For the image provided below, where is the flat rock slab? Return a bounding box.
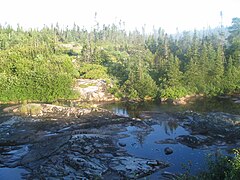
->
[0,111,169,179]
[109,157,168,178]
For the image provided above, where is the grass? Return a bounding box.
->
[19,103,43,116]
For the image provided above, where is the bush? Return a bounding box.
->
[79,63,109,79]
[179,149,240,180]
[160,86,188,99]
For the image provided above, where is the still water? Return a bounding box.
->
[0,97,239,179]
[103,98,240,177]
[103,97,240,117]
[0,167,28,180]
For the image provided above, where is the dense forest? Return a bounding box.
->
[0,17,240,102]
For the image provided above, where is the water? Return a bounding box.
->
[103,98,240,177]
[0,167,28,180]
[103,97,240,117]
[0,98,239,179]
[118,124,211,177]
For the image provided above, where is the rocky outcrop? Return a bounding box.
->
[153,111,240,149]
[176,111,240,147]
[0,111,168,179]
[161,94,204,105]
[73,79,115,102]
[3,103,101,117]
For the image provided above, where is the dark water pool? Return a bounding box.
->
[118,124,221,178]
[103,97,240,117]
[0,167,28,180]
[102,98,240,177]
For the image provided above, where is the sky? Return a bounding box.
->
[0,0,240,34]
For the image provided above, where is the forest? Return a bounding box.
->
[0,17,239,102]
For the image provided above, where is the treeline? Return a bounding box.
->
[0,18,239,102]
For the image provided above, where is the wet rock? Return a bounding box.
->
[65,155,108,177]
[164,147,173,155]
[176,135,209,148]
[118,142,126,147]
[0,145,29,167]
[21,135,70,165]
[162,171,178,179]
[0,116,22,126]
[234,100,240,104]
[177,111,240,146]
[0,111,169,179]
[109,157,168,178]
[155,138,178,144]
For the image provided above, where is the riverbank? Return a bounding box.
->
[1,99,240,179]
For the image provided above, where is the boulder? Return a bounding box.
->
[73,79,115,102]
[164,147,173,155]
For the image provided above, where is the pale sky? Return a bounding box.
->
[0,0,239,33]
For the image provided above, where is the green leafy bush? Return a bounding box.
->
[79,63,109,79]
[160,86,188,99]
[179,149,240,180]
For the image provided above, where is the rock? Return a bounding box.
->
[118,142,126,147]
[4,103,99,118]
[177,111,240,146]
[109,157,168,178]
[164,147,173,155]
[155,138,178,144]
[3,105,19,113]
[173,97,187,105]
[176,135,206,148]
[73,79,115,102]
[0,110,170,179]
[162,171,178,179]
[64,155,108,176]
[234,100,240,104]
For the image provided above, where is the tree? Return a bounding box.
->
[227,17,240,65]
[160,54,187,99]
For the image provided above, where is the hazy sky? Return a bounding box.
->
[0,0,239,33]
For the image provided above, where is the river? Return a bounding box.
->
[0,97,240,179]
[102,97,240,178]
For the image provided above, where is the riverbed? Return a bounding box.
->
[0,97,240,179]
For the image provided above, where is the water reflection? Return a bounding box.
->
[103,97,240,116]
[118,123,212,175]
[151,120,179,136]
[103,98,239,176]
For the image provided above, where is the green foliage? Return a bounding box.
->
[0,32,77,102]
[160,86,188,99]
[207,149,240,179]
[121,50,158,101]
[178,149,240,180]
[0,17,240,102]
[78,63,109,79]
[226,149,240,179]
[227,17,240,64]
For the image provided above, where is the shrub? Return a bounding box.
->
[160,86,188,99]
